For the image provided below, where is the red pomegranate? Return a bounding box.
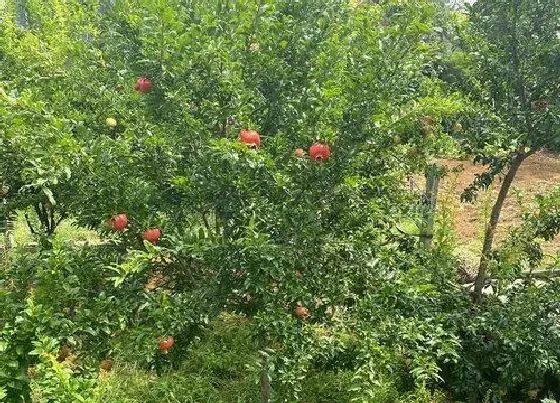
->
[294,148,305,157]
[239,129,261,148]
[294,304,309,320]
[134,77,152,93]
[112,213,128,232]
[158,336,174,353]
[143,228,162,244]
[309,142,331,161]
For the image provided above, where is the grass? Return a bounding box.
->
[96,364,357,403]
[96,313,259,403]
[1,210,99,247]
[98,368,352,403]
[93,313,358,403]
[96,367,257,403]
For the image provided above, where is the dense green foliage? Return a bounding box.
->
[1,0,559,402]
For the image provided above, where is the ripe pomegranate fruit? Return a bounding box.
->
[112,213,128,232]
[134,77,152,93]
[294,304,309,320]
[309,142,331,161]
[143,228,162,244]
[238,129,261,148]
[294,148,305,157]
[158,336,174,353]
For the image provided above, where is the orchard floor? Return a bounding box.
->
[90,314,358,403]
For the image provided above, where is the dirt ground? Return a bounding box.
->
[436,151,560,256]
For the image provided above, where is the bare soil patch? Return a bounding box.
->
[437,151,560,255]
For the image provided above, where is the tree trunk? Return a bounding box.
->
[421,165,441,248]
[5,218,15,249]
[473,153,526,304]
[260,355,271,403]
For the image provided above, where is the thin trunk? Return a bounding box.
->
[49,206,55,235]
[34,202,51,235]
[31,202,59,249]
[2,217,15,249]
[24,213,37,234]
[260,355,271,403]
[5,218,15,249]
[473,153,526,303]
[421,165,441,248]
[201,212,212,234]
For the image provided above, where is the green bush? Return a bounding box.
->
[445,283,560,402]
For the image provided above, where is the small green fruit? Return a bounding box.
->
[106,117,117,128]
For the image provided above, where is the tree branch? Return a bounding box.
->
[24,213,37,235]
[34,203,49,234]
[201,212,212,234]
[49,206,55,235]
[473,153,526,303]
[56,213,66,227]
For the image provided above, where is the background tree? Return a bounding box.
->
[440,0,560,302]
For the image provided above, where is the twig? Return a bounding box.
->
[201,212,212,234]
[24,213,37,235]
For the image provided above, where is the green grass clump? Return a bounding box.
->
[1,211,99,247]
[96,367,256,403]
[95,314,359,403]
[97,314,259,402]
